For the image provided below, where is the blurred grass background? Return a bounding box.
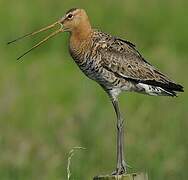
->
[0,0,188,179]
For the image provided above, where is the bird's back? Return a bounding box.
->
[69,29,184,97]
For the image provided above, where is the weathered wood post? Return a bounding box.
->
[93,172,148,180]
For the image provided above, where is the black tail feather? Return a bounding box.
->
[141,80,184,93]
[163,89,177,97]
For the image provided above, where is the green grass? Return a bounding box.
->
[0,0,188,179]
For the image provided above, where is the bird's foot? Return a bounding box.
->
[111,162,127,175]
[111,161,132,175]
[111,168,126,175]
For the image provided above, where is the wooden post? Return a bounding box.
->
[93,172,148,180]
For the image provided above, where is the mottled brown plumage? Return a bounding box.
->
[61,9,183,97]
[8,8,184,175]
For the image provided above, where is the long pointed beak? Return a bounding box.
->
[8,19,65,60]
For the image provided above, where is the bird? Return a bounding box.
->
[8,8,184,175]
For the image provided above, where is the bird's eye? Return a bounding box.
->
[67,14,73,19]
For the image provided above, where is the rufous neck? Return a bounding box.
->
[71,21,92,41]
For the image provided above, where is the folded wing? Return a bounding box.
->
[98,33,183,95]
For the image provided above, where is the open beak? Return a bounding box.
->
[8,18,65,60]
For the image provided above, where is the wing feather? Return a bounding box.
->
[96,33,183,92]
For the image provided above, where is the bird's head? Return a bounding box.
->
[7,8,91,60]
[60,8,91,33]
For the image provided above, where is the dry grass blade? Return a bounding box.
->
[67,147,86,180]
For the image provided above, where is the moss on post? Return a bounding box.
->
[93,172,148,180]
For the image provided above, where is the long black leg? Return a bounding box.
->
[111,98,127,175]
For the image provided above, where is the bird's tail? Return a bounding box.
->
[137,81,184,97]
[158,82,184,97]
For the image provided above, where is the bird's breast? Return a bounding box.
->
[69,45,119,89]
[69,43,100,80]
[68,32,124,90]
